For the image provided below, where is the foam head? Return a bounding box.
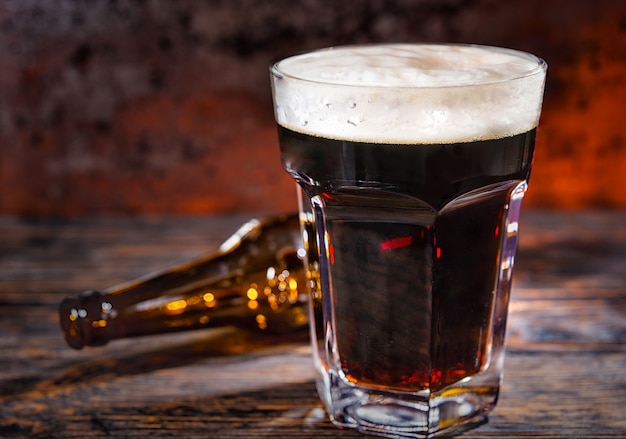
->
[271,44,547,144]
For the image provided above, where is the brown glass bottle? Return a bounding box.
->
[59,214,312,349]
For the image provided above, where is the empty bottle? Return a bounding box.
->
[59,214,313,349]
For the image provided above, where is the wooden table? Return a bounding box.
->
[1,211,625,438]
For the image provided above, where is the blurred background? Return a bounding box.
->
[1,0,625,217]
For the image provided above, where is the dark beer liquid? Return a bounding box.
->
[279,125,535,392]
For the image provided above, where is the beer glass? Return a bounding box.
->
[270,44,546,438]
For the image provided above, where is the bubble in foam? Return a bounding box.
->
[271,44,547,144]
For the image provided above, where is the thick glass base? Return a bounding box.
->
[317,371,496,438]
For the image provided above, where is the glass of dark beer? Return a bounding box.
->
[270,44,546,438]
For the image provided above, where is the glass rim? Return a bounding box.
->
[271,43,547,89]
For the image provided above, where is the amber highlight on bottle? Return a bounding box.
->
[59,214,311,349]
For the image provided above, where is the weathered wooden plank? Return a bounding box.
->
[1,212,625,438]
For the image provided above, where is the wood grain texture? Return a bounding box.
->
[1,211,625,438]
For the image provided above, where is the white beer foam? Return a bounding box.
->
[271,44,546,144]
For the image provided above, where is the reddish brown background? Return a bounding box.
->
[1,0,625,217]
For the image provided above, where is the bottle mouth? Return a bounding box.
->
[59,290,107,350]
